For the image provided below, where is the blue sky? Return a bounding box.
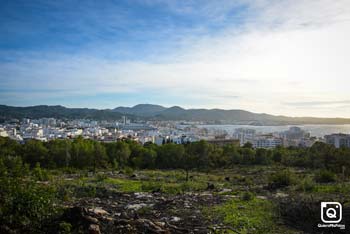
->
[1,0,350,117]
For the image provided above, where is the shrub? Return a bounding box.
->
[141,181,162,192]
[296,177,315,192]
[0,177,58,232]
[32,163,51,181]
[59,221,72,234]
[95,173,108,182]
[241,191,255,201]
[74,185,97,198]
[269,169,297,189]
[124,167,134,176]
[315,170,336,183]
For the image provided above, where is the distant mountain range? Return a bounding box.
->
[1,104,350,125]
[0,105,129,122]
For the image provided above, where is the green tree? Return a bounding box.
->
[156,143,185,168]
[23,140,49,167]
[92,141,108,173]
[114,141,131,168]
[132,147,157,169]
[70,137,94,169]
[46,139,71,168]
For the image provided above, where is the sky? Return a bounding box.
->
[1,0,350,117]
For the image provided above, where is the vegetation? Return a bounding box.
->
[1,137,350,174]
[213,197,276,233]
[3,104,350,124]
[1,136,350,233]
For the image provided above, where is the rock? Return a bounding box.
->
[136,219,167,233]
[84,215,99,224]
[63,206,89,223]
[103,216,114,222]
[154,221,166,227]
[89,207,109,216]
[115,219,130,225]
[88,224,101,234]
[275,192,289,198]
[219,188,232,194]
[170,216,181,222]
[135,192,153,199]
[120,212,130,219]
[106,171,114,176]
[184,202,191,208]
[125,203,148,211]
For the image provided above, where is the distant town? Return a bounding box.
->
[1,116,349,149]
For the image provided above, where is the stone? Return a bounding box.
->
[89,207,109,216]
[88,224,101,234]
[219,188,232,194]
[84,215,99,224]
[170,216,181,222]
[125,203,148,211]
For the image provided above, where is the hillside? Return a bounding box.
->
[1,104,350,125]
[0,105,130,121]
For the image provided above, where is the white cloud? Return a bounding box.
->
[1,0,350,117]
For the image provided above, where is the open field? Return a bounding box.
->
[2,137,350,233]
[2,165,350,233]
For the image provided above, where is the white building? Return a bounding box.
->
[233,128,256,146]
[325,134,350,148]
[252,135,283,148]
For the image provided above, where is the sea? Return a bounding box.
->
[196,124,350,138]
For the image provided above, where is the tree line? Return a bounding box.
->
[1,136,350,175]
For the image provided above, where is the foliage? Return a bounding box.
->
[295,177,315,192]
[0,177,58,232]
[1,136,350,178]
[32,163,51,181]
[269,169,297,188]
[241,191,255,201]
[59,221,72,234]
[314,169,336,183]
[213,198,277,234]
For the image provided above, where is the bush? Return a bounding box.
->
[32,163,51,181]
[124,167,134,176]
[141,181,162,192]
[315,170,336,183]
[241,191,255,201]
[59,221,72,234]
[296,177,315,192]
[0,177,59,232]
[269,169,297,189]
[95,173,108,182]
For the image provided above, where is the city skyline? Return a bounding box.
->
[1,0,350,117]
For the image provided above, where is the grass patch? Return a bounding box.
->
[104,178,142,192]
[141,180,207,194]
[210,197,278,234]
[312,183,350,194]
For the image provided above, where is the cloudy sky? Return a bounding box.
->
[1,0,350,117]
